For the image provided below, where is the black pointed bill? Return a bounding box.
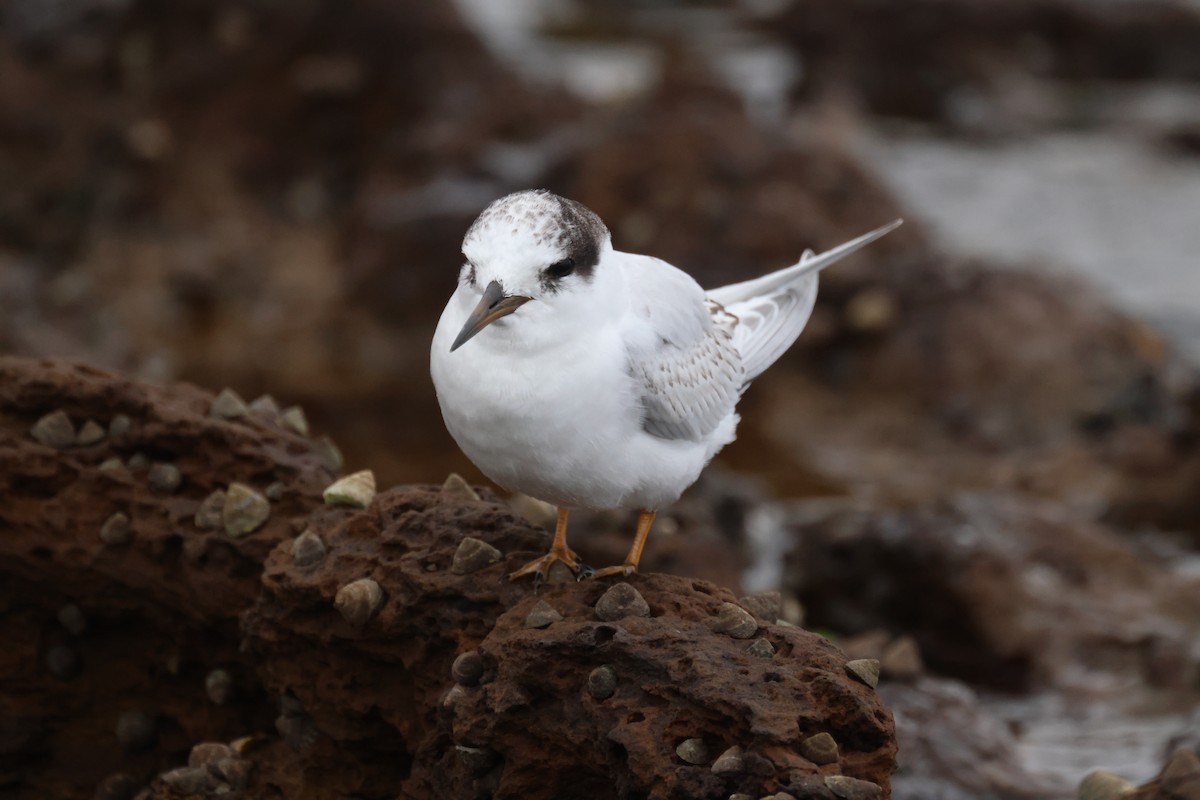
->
[450,280,533,352]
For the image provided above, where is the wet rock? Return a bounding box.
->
[451,536,501,574]
[748,638,776,658]
[76,419,106,446]
[99,512,131,545]
[194,489,226,529]
[1078,770,1135,800]
[845,659,881,689]
[334,578,384,626]
[94,773,140,800]
[881,635,924,682]
[587,665,617,699]
[524,600,563,629]
[711,602,758,639]
[595,582,651,621]
[825,775,882,800]
[210,388,248,419]
[676,737,709,764]
[711,745,745,775]
[452,651,486,686]
[147,462,181,494]
[1160,748,1200,799]
[440,472,481,503]
[114,710,156,753]
[57,603,87,636]
[31,410,75,448]
[205,669,234,705]
[291,529,327,566]
[800,732,839,765]
[280,406,309,436]
[787,496,1200,689]
[45,645,80,679]
[323,470,376,508]
[223,482,270,536]
[882,677,1061,800]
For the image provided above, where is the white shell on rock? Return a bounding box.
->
[323,470,376,508]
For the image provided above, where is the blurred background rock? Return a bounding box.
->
[1,1,1199,798]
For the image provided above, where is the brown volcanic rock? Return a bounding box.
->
[785,492,1200,691]
[242,486,896,800]
[0,357,332,797]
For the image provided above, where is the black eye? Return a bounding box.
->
[545,257,575,279]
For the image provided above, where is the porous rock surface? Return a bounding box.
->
[0,357,896,800]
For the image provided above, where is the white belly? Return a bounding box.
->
[430,293,724,510]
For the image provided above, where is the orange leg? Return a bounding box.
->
[509,508,581,581]
[591,509,656,579]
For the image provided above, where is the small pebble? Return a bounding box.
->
[594,583,650,621]
[188,742,234,769]
[126,453,148,470]
[881,636,923,681]
[194,489,226,530]
[824,775,882,800]
[451,651,485,686]
[441,684,468,711]
[524,600,563,629]
[845,287,898,333]
[58,604,87,636]
[98,457,124,473]
[205,668,235,705]
[1077,770,1135,800]
[76,419,107,446]
[587,665,617,699]
[676,738,708,765]
[223,482,270,537]
[248,395,280,418]
[711,602,757,639]
[775,794,798,800]
[334,578,384,626]
[115,710,157,753]
[147,462,181,494]
[739,590,782,622]
[210,388,248,419]
[100,512,131,545]
[108,414,132,439]
[291,529,327,567]
[94,773,140,800]
[160,767,215,794]
[46,645,81,679]
[280,406,309,435]
[748,638,775,658]
[311,436,343,473]
[845,659,880,689]
[728,795,755,800]
[800,732,839,765]
[711,745,744,775]
[440,472,481,503]
[323,470,376,508]
[31,410,76,448]
[451,537,501,575]
[230,736,258,756]
[275,713,317,751]
[265,481,285,501]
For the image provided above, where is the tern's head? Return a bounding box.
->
[449,189,614,351]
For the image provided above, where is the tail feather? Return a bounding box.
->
[709,220,902,383]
